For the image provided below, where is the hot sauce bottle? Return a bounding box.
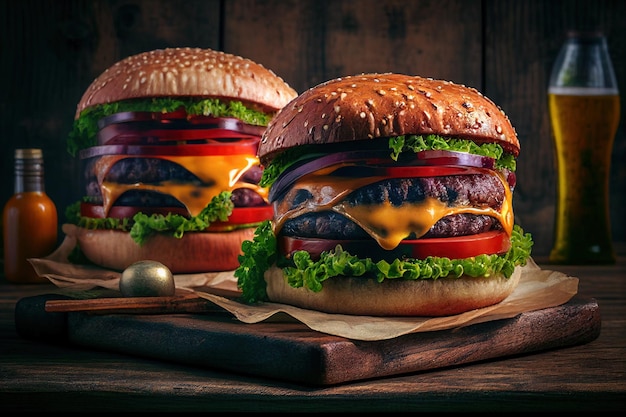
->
[2,148,58,283]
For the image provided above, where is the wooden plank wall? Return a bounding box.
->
[1,0,624,258]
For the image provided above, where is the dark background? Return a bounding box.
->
[1,0,624,259]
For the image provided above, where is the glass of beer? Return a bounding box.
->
[548,31,620,264]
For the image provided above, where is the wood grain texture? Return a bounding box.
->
[43,293,215,314]
[12,292,601,386]
[484,0,626,254]
[223,0,483,92]
[0,0,624,257]
[1,245,625,411]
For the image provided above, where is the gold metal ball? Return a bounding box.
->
[120,260,175,297]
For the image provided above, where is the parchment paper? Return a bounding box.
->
[30,234,579,341]
[29,234,240,294]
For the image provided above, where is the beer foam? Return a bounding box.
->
[549,86,619,96]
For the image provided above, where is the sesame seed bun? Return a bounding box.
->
[259,73,519,165]
[76,47,297,118]
[237,72,531,317]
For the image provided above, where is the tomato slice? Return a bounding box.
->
[205,206,274,231]
[79,138,261,159]
[332,164,487,179]
[80,202,273,229]
[279,231,511,261]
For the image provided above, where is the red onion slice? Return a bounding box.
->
[97,112,265,145]
[269,150,497,202]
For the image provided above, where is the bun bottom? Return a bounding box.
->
[64,224,254,274]
[264,266,522,316]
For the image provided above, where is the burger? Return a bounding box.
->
[65,47,297,273]
[235,73,533,316]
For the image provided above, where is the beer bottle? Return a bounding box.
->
[2,148,58,283]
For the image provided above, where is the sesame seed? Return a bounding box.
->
[360,112,366,118]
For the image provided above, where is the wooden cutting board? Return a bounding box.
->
[14,294,601,386]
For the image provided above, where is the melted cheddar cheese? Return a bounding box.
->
[93,154,268,217]
[273,164,513,250]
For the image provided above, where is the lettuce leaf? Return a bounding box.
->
[235,222,534,304]
[388,134,516,171]
[235,221,278,304]
[67,98,272,156]
[69,191,235,245]
[259,134,516,189]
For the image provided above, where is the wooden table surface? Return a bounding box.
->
[2,246,625,412]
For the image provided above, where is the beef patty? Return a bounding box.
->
[82,157,266,208]
[278,173,506,240]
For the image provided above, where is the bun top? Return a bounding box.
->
[75,47,297,118]
[259,73,519,163]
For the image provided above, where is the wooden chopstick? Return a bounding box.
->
[44,293,222,315]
